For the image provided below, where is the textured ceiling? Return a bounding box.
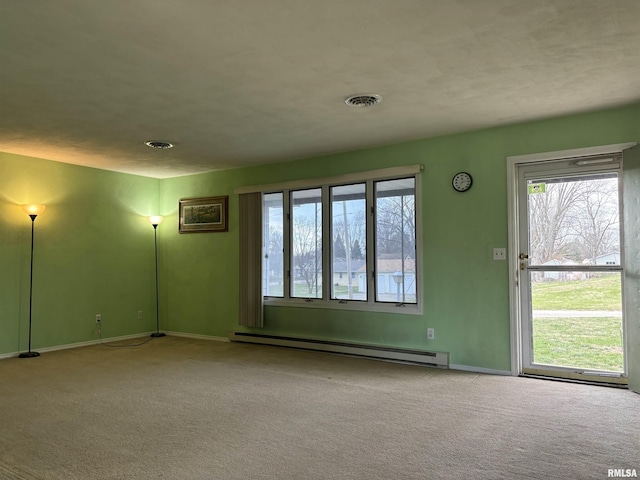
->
[1,0,639,178]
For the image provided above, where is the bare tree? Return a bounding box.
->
[292,215,322,296]
[267,227,283,284]
[528,176,619,265]
[528,181,582,264]
[376,195,416,259]
[572,178,619,263]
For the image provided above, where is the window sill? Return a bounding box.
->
[263,298,422,315]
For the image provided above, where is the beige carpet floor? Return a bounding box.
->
[0,336,638,479]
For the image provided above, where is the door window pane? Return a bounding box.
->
[530,271,623,372]
[522,162,624,376]
[331,184,366,301]
[527,173,619,266]
[263,193,284,297]
[291,189,322,298]
[375,178,416,303]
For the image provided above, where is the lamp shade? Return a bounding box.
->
[147,215,164,226]
[22,204,46,216]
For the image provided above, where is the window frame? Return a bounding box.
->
[262,192,285,298]
[373,177,418,305]
[290,187,324,300]
[246,165,423,315]
[330,182,368,303]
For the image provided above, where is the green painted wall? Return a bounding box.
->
[161,103,640,371]
[3,103,639,370]
[0,153,160,355]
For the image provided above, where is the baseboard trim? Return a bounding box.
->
[0,332,155,360]
[450,364,513,376]
[164,331,230,342]
[1,332,230,359]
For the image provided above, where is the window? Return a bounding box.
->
[257,166,421,313]
[291,188,322,299]
[263,193,284,297]
[375,178,416,303]
[331,183,366,301]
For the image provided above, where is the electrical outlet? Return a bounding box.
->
[137,310,143,320]
[427,328,435,340]
[95,314,102,324]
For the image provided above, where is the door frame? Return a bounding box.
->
[506,142,636,377]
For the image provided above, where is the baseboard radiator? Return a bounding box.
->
[228,332,449,368]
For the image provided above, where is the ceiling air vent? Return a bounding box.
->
[145,141,174,149]
[344,94,382,107]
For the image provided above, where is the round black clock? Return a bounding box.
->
[452,172,473,192]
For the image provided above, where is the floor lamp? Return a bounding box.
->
[19,204,46,358]
[147,216,165,338]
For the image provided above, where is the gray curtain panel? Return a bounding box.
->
[238,192,264,327]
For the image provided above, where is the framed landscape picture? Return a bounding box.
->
[179,196,228,233]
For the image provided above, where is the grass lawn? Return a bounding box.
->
[532,316,624,372]
[531,274,623,372]
[531,274,621,310]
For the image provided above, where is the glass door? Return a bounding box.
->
[517,155,626,383]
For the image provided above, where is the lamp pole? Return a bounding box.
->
[148,216,165,338]
[20,204,46,358]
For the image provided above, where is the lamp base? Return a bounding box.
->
[18,351,40,358]
[150,332,166,338]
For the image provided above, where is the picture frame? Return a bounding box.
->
[179,196,228,233]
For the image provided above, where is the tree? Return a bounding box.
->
[333,233,346,259]
[351,239,363,260]
[528,181,582,264]
[292,214,322,296]
[572,178,619,263]
[527,176,619,265]
[266,227,283,285]
[332,210,366,259]
[376,194,416,259]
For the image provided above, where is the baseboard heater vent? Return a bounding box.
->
[229,332,449,368]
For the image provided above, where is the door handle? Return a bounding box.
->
[520,253,529,270]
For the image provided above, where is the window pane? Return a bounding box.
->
[263,193,284,297]
[375,178,416,303]
[530,271,623,372]
[331,183,367,301]
[527,173,620,266]
[291,188,322,298]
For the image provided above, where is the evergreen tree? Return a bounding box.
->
[351,239,363,260]
[333,234,346,259]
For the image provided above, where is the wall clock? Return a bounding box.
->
[452,172,473,192]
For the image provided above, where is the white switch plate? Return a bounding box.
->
[493,248,506,260]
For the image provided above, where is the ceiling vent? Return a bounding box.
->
[145,141,174,149]
[344,94,382,107]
